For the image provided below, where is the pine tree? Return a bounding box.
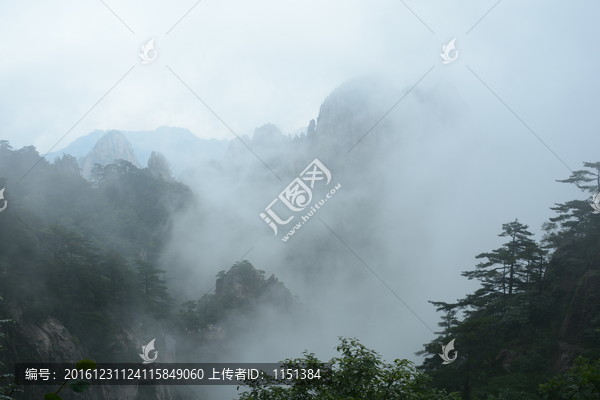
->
[461,220,543,307]
[544,161,600,249]
[135,260,173,319]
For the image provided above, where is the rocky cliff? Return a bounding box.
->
[5,308,181,400]
[81,131,140,179]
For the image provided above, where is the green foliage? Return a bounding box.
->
[538,357,600,399]
[0,143,194,260]
[461,219,546,304]
[45,358,97,399]
[0,143,192,359]
[181,261,294,333]
[544,162,600,250]
[483,388,539,400]
[0,143,197,399]
[74,359,96,371]
[238,338,460,400]
[420,161,600,398]
[3,141,598,399]
[0,142,301,398]
[135,259,173,319]
[419,222,551,396]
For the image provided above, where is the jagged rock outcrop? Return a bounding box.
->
[16,315,85,363]
[559,270,600,343]
[53,154,80,175]
[148,151,172,180]
[220,123,304,180]
[251,124,288,148]
[314,78,387,147]
[307,119,316,138]
[214,261,294,308]
[81,131,139,179]
[222,124,290,165]
[8,313,147,399]
[47,127,229,176]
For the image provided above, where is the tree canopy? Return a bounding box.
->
[238,338,460,400]
[419,161,600,399]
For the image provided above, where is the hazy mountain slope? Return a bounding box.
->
[46,127,230,176]
[81,130,139,178]
[45,129,106,160]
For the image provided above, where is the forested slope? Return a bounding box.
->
[0,142,295,399]
[419,162,600,399]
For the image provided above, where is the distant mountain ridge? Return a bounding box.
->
[44,78,389,181]
[46,126,230,176]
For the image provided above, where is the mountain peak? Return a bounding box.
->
[81,131,139,179]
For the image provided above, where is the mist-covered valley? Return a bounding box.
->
[2,76,600,399]
[2,1,600,399]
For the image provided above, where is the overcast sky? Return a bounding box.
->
[1,0,598,163]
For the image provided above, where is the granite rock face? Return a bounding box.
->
[81,131,140,179]
[148,151,172,180]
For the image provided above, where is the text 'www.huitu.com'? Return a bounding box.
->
[281,183,342,242]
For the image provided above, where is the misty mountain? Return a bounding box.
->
[0,142,298,399]
[81,130,140,179]
[46,126,230,177]
[2,75,599,399]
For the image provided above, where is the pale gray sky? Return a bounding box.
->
[2,0,599,163]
